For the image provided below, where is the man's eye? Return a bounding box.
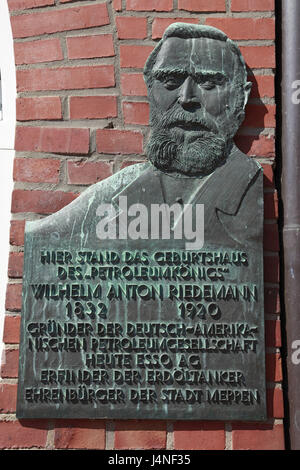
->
[201,82,216,90]
[163,76,184,89]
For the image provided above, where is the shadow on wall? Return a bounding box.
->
[234,70,272,156]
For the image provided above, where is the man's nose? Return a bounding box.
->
[178,76,201,110]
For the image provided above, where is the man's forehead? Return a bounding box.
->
[153,36,236,76]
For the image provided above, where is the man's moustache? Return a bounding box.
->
[158,110,217,133]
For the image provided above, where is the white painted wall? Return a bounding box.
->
[0,2,16,373]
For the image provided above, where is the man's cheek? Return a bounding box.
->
[202,90,232,116]
[151,84,179,111]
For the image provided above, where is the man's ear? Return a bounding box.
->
[243,81,252,108]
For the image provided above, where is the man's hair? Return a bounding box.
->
[144,23,248,89]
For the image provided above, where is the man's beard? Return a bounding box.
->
[146,107,230,177]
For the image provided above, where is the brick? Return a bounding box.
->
[174,421,225,450]
[14,38,63,65]
[11,4,109,39]
[16,97,62,121]
[96,129,143,155]
[10,220,26,246]
[67,161,113,185]
[0,420,48,449]
[249,75,275,99]
[11,189,77,215]
[120,160,143,169]
[8,252,24,278]
[5,284,23,311]
[179,0,226,12]
[3,316,21,344]
[15,127,90,154]
[69,96,117,120]
[116,17,147,39]
[265,320,282,348]
[152,18,199,39]
[1,349,19,378]
[264,255,279,283]
[262,164,275,189]
[264,223,279,252]
[67,35,115,60]
[266,353,282,382]
[120,45,154,68]
[264,192,278,219]
[13,158,60,183]
[234,135,275,158]
[121,73,147,96]
[123,101,149,125]
[264,287,280,315]
[0,384,18,414]
[231,0,274,12]
[232,423,284,450]
[267,388,284,419]
[8,0,54,10]
[240,46,275,69]
[243,104,276,128]
[113,0,122,11]
[206,18,275,40]
[114,420,166,449]
[17,65,115,92]
[126,0,173,11]
[54,420,105,449]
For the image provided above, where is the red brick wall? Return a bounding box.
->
[0,0,283,450]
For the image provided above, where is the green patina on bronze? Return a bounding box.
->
[17,24,266,420]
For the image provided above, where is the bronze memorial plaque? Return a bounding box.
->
[17,24,266,420]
